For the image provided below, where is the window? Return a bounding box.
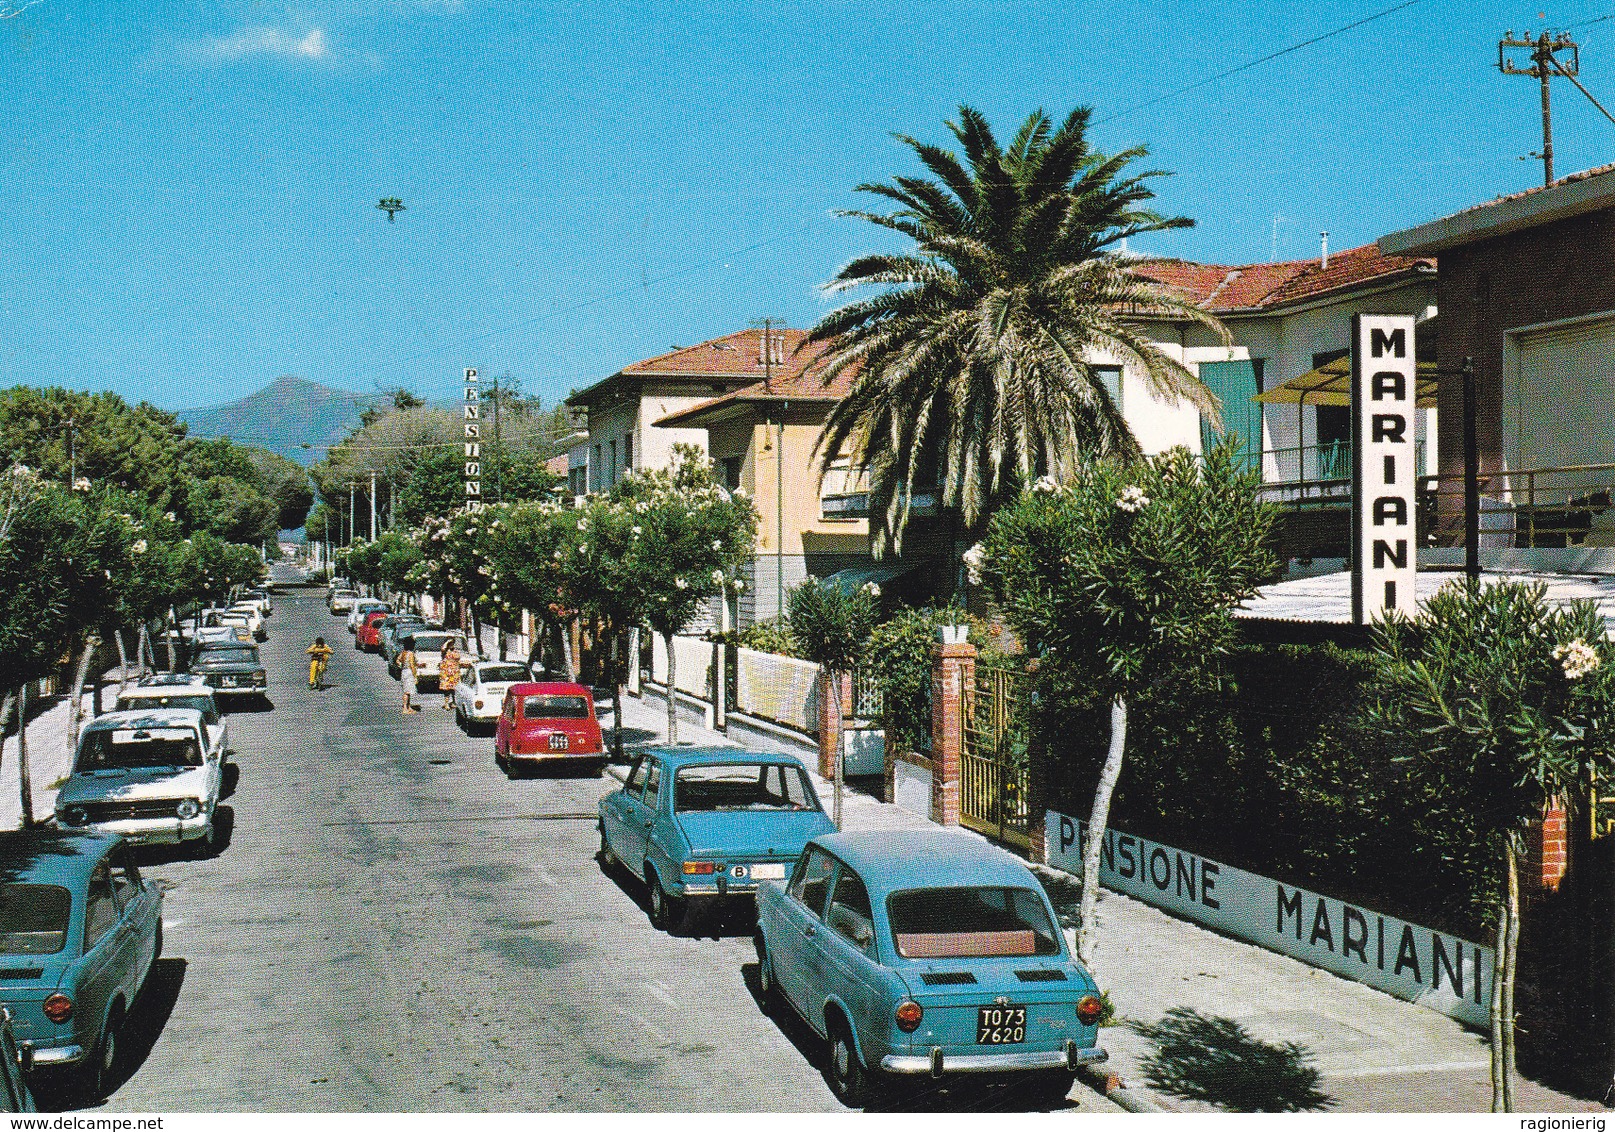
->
[826,867,875,955]
[1094,365,1123,409]
[79,727,202,770]
[83,867,120,952]
[623,434,633,473]
[523,695,591,719]
[789,848,836,918]
[624,757,648,795]
[641,760,662,809]
[887,886,1062,959]
[674,763,820,813]
[1312,350,1351,479]
[112,859,141,907]
[0,884,70,955]
[722,456,743,491]
[608,439,618,488]
[1198,359,1264,470]
[592,444,602,492]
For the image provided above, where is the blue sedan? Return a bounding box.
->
[0,830,163,1100]
[598,747,836,932]
[754,829,1107,1107]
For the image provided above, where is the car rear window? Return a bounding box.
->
[522,695,591,720]
[410,634,454,652]
[480,665,527,683]
[199,647,258,664]
[674,763,818,812]
[79,727,203,770]
[117,694,213,714]
[0,885,71,955]
[887,886,1061,959]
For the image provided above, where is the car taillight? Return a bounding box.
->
[895,1000,923,1032]
[1076,995,1103,1025]
[42,994,72,1023]
[682,861,715,875]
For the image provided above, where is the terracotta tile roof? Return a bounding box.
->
[1129,243,1433,314]
[1452,160,1615,217]
[618,328,814,378]
[654,336,850,427]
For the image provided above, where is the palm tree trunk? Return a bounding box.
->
[1490,877,1508,1112]
[664,631,678,744]
[17,681,33,828]
[1502,836,1521,1112]
[1078,695,1128,968]
[66,637,96,760]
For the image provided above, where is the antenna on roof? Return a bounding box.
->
[1269,214,1286,262]
[1321,231,1330,271]
[748,317,787,390]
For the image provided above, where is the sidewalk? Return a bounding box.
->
[0,668,125,830]
[608,688,1604,1114]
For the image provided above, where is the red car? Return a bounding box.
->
[355,610,391,652]
[495,682,605,776]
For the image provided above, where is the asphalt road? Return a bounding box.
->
[67,582,849,1112]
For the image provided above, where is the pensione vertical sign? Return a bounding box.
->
[464,367,482,513]
[1351,314,1417,623]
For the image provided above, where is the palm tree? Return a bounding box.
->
[807,105,1230,555]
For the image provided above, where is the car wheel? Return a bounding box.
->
[598,826,614,867]
[1029,1069,1077,1109]
[83,1003,122,1101]
[646,869,685,933]
[826,1018,873,1108]
[754,932,781,1012]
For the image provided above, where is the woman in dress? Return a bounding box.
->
[400,642,421,713]
[439,639,461,711]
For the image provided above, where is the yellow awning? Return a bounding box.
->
[1253,355,1439,407]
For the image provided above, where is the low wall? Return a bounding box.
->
[1045,810,1491,1029]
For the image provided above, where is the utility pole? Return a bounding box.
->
[1500,30,1581,187]
[494,373,505,504]
[348,482,356,547]
[751,318,786,619]
[369,471,378,540]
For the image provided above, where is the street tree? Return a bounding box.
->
[979,445,1274,965]
[1366,581,1615,1112]
[805,105,1227,557]
[788,578,878,828]
[484,499,581,676]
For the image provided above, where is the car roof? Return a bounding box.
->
[195,639,256,650]
[510,681,592,697]
[474,659,527,670]
[135,673,208,688]
[0,830,120,885]
[807,829,1039,893]
[83,708,205,732]
[636,745,808,770]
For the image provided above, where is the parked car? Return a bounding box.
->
[0,1010,36,1112]
[355,610,391,652]
[115,676,228,764]
[329,589,359,614]
[754,829,1107,1106]
[347,599,390,634]
[242,587,273,615]
[453,660,528,731]
[55,709,227,853]
[226,603,266,640]
[379,617,430,668]
[599,746,835,931]
[188,640,268,703]
[0,830,162,1100]
[391,630,471,689]
[497,682,606,776]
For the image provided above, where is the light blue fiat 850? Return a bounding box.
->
[754,829,1107,1107]
[598,747,836,933]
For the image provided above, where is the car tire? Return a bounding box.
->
[83,1002,122,1102]
[826,1018,873,1108]
[646,869,686,934]
[1029,1069,1077,1109]
[754,932,781,1013]
[598,826,614,867]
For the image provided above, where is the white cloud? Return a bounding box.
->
[179,27,330,64]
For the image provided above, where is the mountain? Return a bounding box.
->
[178,376,379,467]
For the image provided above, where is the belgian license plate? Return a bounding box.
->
[977,1005,1027,1044]
[752,863,787,880]
[547,733,569,751]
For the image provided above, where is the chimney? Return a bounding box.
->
[1320,231,1330,271]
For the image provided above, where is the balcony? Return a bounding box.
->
[819,465,937,519]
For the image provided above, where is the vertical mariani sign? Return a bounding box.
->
[1351,314,1418,623]
[463,367,482,513]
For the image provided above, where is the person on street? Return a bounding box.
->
[307,637,333,689]
[439,639,460,711]
[400,642,421,713]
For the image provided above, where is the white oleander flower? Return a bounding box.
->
[131,539,147,555]
[674,576,688,590]
[72,476,91,492]
[631,525,642,537]
[1030,475,1060,495]
[1554,639,1602,680]
[862,582,881,598]
[731,577,746,592]
[1116,485,1151,513]
[163,511,176,522]
[712,539,723,551]
[962,542,987,586]
[711,569,724,585]
[577,543,588,555]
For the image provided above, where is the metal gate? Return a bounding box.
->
[960,664,1030,848]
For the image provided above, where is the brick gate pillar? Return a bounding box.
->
[817,670,850,780]
[930,634,976,827]
[1526,799,1570,892]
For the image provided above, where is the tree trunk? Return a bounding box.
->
[138,623,154,674]
[17,682,33,828]
[1490,881,1508,1111]
[829,667,844,830]
[114,629,132,694]
[66,637,96,760]
[611,629,625,763]
[0,692,13,790]
[1503,835,1521,1112]
[1078,696,1128,968]
[664,631,679,744]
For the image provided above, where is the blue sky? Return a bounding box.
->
[3,0,1613,414]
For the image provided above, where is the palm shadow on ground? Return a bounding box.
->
[1127,1007,1335,1112]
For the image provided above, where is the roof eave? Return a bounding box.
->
[1381,174,1615,255]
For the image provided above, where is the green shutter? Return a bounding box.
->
[1198,360,1263,469]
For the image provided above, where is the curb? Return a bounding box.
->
[1076,1065,1174,1113]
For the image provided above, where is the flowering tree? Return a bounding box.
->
[788,578,878,827]
[484,499,581,676]
[978,445,1275,964]
[1367,581,1615,1111]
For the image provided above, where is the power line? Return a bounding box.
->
[1095,0,1425,125]
[1566,12,1615,29]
